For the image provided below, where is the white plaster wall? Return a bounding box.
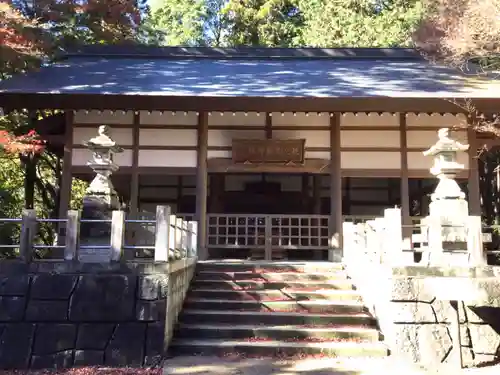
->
[406,129,468,148]
[341,130,400,148]
[406,113,468,128]
[208,112,266,126]
[72,148,133,166]
[341,113,398,127]
[139,111,198,126]
[74,110,134,125]
[139,129,197,147]
[73,127,133,146]
[341,152,401,169]
[270,112,330,126]
[208,129,265,147]
[272,130,330,148]
[207,150,231,159]
[407,151,469,170]
[138,150,197,167]
[306,151,330,160]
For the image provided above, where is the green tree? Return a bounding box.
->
[299,0,424,47]
[222,0,304,46]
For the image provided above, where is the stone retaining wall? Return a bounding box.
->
[347,261,500,369]
[0,261,182,369]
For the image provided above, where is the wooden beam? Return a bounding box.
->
[3,93,499,114]
[467,122,481,215]
[196,112,209,260]
[330,113,342,261]
[399,113,411,226]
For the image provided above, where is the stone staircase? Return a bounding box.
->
[169,261,389,359]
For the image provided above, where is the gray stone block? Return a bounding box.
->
[138,275,168,301]
[136,300,166,322]
[26,300,68,321]
[0,296,26,321]
[76,324,115,350]
[74,350,104,366]
[69,275,137,321]
[390,302,437,324]
[392,324,453,367]
[0,275,30,296]
[31,350,73,369]
[468,323,500,356]
[145,322,165,364]
[30,275,78,300]
[33,324,77,356]
[105,323,146,366]
[0,324,35,369]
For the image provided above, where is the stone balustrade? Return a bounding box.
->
[343,208,500,370]
[0,205,198,370]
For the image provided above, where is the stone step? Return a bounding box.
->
[187,288,363,302]
[196,261,344,274]
[178,309,376,326]
[169,339,389,358]
[195,271,348,282]
[175,323,382,342]
[190,279,355,291]
[183,299,367,314]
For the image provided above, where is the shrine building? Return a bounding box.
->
[1,46,499,261]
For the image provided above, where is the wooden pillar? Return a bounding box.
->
[58,111,74,219]
[399,113,411,230]
[329,113,342,261]
[302,174,309,211]
[125,112,140,253]
[57,111,74,246]
[196,112,209,260]
[467,125,481,215]
[129,112,140,216]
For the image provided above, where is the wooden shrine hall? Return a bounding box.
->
[1,45,500,261]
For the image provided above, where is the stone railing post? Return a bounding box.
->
[467,215,486,265]
[20,209,37,262]
[426,215,443,265]
[383,208,409,265]
[169,213,177,260]
[175,218,184,258]
[110,210,125,262]
[342,221,356,264]
[187,222,198,257]
[365,220,379,262]
[64,210,81,261]
[154,205,171,262]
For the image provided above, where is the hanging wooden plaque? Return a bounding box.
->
[231,139,305,164]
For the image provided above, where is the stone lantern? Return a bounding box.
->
[422,128,470,265]
[80,125,124,263]
[83,125,123,208]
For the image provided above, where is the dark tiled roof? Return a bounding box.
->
[0,46,498,99]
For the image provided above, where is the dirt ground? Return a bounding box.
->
[162,356,433,375]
